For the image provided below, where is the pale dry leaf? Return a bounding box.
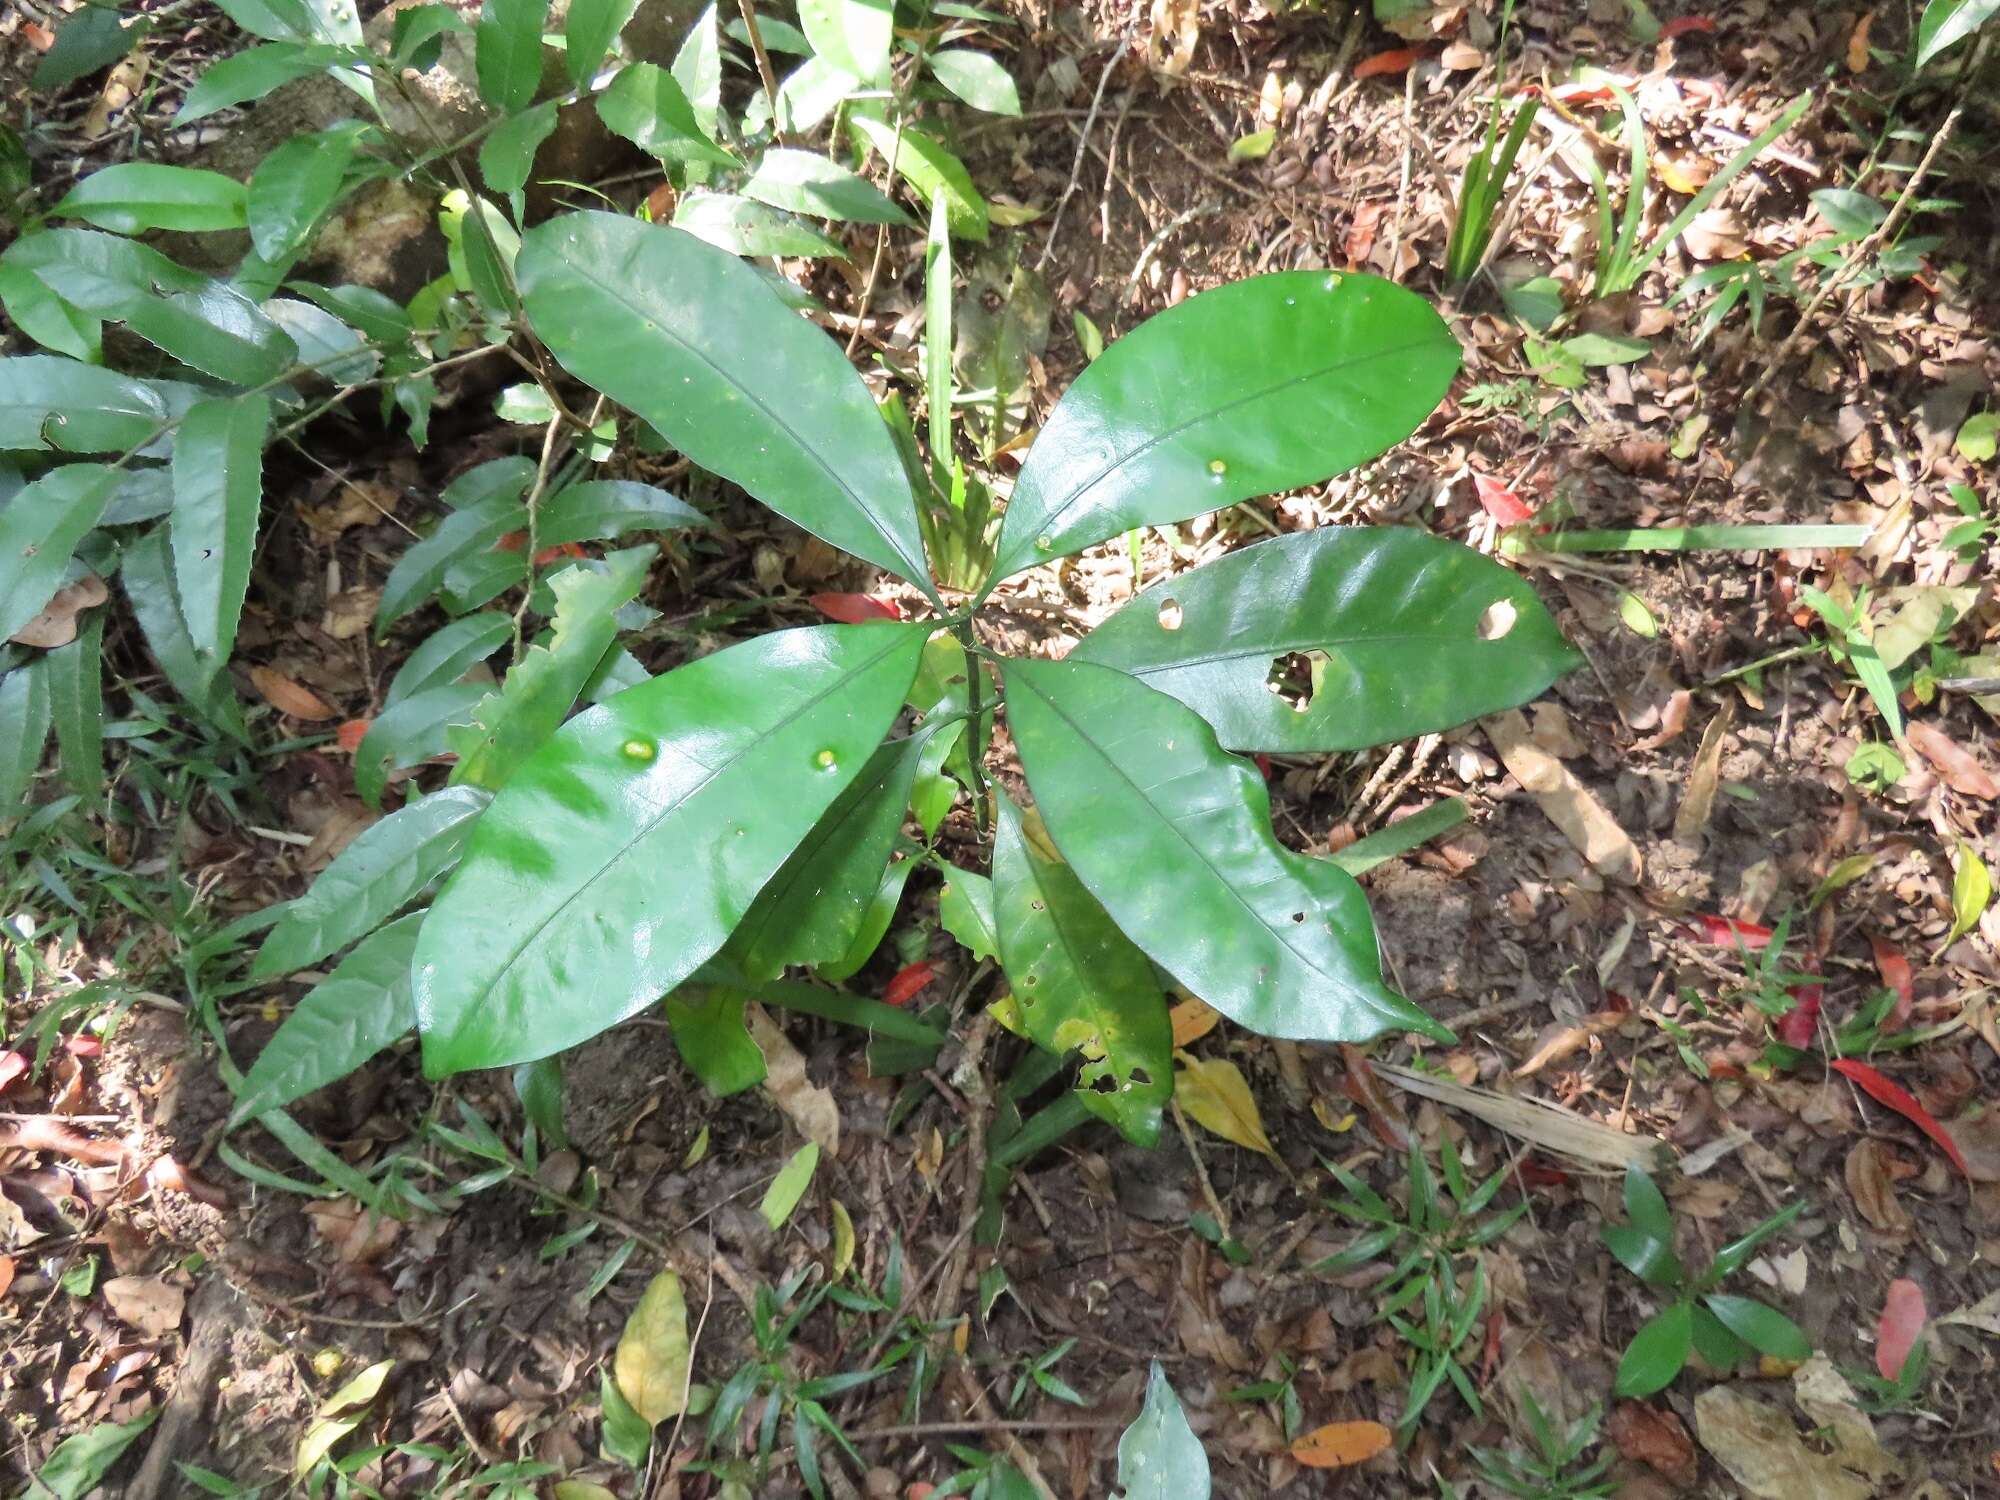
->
[1174,1053,1277,1158]
[1933,1287,2000,1335]
[1375,1062,1669,1169]
[614,1269,690,1425]
[1692,1387,1873,1500]
[1844,1138,1910,1233]
[1149,0,1199,74]
[8,574,109,648]
[1484,709,1643,885]
[1681,206,1747,261]
[745,1002,839,1156]
[101,1274,185,1338]
[323,588,380,641]
[1792,1355,1901,1482]
[305,1197,403,1265]
[1439,40,1485,70]
[1904,721,1999,800]
[1674,704,1733,842]
[250,666,338,721]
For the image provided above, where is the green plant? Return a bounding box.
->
[1465,1393,1614,1500]
[1844,1336,1931,1416]
[1915,0,2000,67]
[1315,1146,1528,1433]
[1601,1165,1810,1397]
[1443,0,1539,288]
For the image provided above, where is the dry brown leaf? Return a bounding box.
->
[82,51,147,135]
[745,1002,839,1156]
[1792,1355,1901,1482]
[1656,151,1715,195]
[9,574,110,649]
[1169,995,1222,1047]
[1692,1387,1873,1500]
[101,1274,185,1339]
[1904,721,1999,800]
[1289,1420,1392,1468]
[250,666,337,721]
[1484,709,1643,885]
[1847,10,1875,71]
[323,588,379,641]
[1940,1108,2000,1183]
[1632,690,1692,752]
[1375,1062,1668,1170]
[1682,206,1748,260]
[305,1197,403,1265]
[1514,1012,1623,1077]
[1674,704,1732,842]
[1608,1400,1698,1485]
[1439,40,1485,70]
[1843,1138,1910,1233]
[1149,0,1199,74]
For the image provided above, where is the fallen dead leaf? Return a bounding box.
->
[323,588,379,641]
[1847,10,1875,71]
[746,1002,839,1156]
[305,1198,403,1266]
[1609,1400,1698,1486]
[1875,1280,1926,1382]
[1289,1420,1392,1468]
[1174,1052,1277,1158]
[1682,206,1748,261]
[614,1269,690,1424]
[1693,1386,1874,1500]
[1934,1287,2000,1336]
[1904,721,1999,800]
[1940,1108,2000,1183]
[8,574,109,649]
[1673,704,1732,842]
[1844,1137,1911,1233]
[1149,0,1199,74]
[250,666,337,721]
[1656,150,1716,195]
[1792,1355,1901,1482]
[1439,40,1484,70]
[101,1274,185,1339]
[1484,709,1643,885]
[1169,995,1222,1048]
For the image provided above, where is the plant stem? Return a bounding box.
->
[989,1091,1090,1170]
[734,0,786,140]
[952,621,990,835]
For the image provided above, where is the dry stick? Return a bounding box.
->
[1122,200,1221,303]
[952,1364,1059,1500]
[845,84,914,358]
[734,0,786,138]
[1742,63,1978,406]
[1386,61,1418,273]
[1037,33,1132,272]
[855,1417,1121,1441]
[121,1278,239,1500]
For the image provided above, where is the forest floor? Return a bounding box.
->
[3,0,2000,1496]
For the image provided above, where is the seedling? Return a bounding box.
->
[1844,1337,1931,1417]
[1602,1165,1810,1397]
[1465,1393,1615,1500]
[1444,0,1540,288]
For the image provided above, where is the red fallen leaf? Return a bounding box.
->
[335,720,371,753]
[1254,753,1272,781]
[21,19,55,48]
[1677,914,1775,949]
[1546,81,1615,104]
[1515,1157,1572,1189]
[809,592,905,624]
[1473,472,1534,525]
[1877,1278,1926,1380]
[1608,1401,1698,1485]
[1661,16,1717,38]
[1481,1303,1505,1385]
[0,1255,14,1300]
[1831,1058,1971,1178]
[882,961,936,1008]
[0,1052,26,1094]
[1871,934,1914,1030]
[1353,47,1419,80]
[1602,989,1634,1014]
[1776,982,1821,1048]
[65,1035,102,1058]
[494,532,590,567]
[1341,1044,1412,1150]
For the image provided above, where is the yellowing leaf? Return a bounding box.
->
[1945,841,1992,951]
[830,1199,855,1278]
[554,1485,620,1500]
[683,1123,709,1167]
[1169,994,1222,1047]
[1290,1419,1393,1468]
[295,1415,362,1477]
[320,1358,394,1416]
[1173,1052,1276,1158]
[759,1141,819,1230]
[614,1270,691,1425]
[1617,589,1658,638]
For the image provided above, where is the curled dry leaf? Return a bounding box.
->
[305,1197,403,1265]
[1149,0,1199,74]
[1847,10,1875,71]
[1289,1419,1392,1468]
[1608,1400,1698,1486]
[1904,721,1999,800]
[250,666,338,721]
[1792,1354,1900,1482]
[1484,709,1643,885]
[1843,1137,1910,1234]
[1673,704,1732,843]
[102,1274,185,1338]
[745,1002,840,1157]
[1353,48,1419,79]
[8,573,109,649]
[1169,995,1222,1048]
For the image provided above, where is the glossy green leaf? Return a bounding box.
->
[1916,0,2000,64]
[989,269,1458,580]
[937,862,997,962]
[1113,1363,1209,1500]
[0,261,100,362]
[1603,1223,1683,1288]
[0,355,165,453]
[480,99,559,200]
[375,458,534,632]
[599,1371,651,1467]
[564,0,638,85]
[1615,1302,1692,1398]
[211,0,314,40]
[927,49,1020,114]
[666,987,768,1095]
[1623,1164,1676,1243]
[32,6,143,90]
[99,466,174,525]
[1701,1294,1809,1360]
[390,2,471,67]
[741,148,910,224]
[761,1141,819,1228]
[170,394,270,684]
[178,42,355,124]
[1690,1302,1749,1371]
[353,682,486,808]
[252,785,491,979]
[0,663,52,812]
[596,63,735,166]
[475,0,549,111]
[413,621,928,1074]
[0,465,117,643]
[797,0,891,82]
[1072,527,1577,752]
[248,124,365,261]
[263,297,376,383]
[387,613,512,705]
[723,733,929,981]
[815,854,915,981]
[447,547,654,791]
[514,1053,566,1145]
[669,3,722,137]
[850,115,986,241]
[538,479,707,544]
[910,719,962,840]
[671,193,846,259]
[516,212,933,593]
[993,792,1170,1147]
[1004,658,1445,1045]
[53,163,248,234]
[294,282,412,347]
[230,912,423,1126]
[46,612,105,804]
[120,527,247,737]
[771,55,861,134]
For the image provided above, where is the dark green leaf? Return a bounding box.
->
[292,282,412,347]
[53,164,248,234]
[537,479,707,543]
[1004,658,1447,1045]
[723,733,929,981]
[412,621,928,1074]
[389,2,470,67]
[1622,1165,1676,1244]
[927,49,1020,114]
[32,5,143,89]
[1308,1223,1399,1273]
[937,862,997,962]
[386,613,512,705]
[0,355,164,454]
[814,854,915,981]
[740,148,912,224]
[0,465,117,643]
[177,42,355,124]
[1709,1198,1804,1281]
[46,612,105,804]
[672,193,846,258]
[475,0,549,112]
[230,912,423,1126]
[120,527,247,737]
[599,1371,651,1468]
[252,785,491,978]
[1615,1303,1692,1398]
[0,262,101,362]
[169,394,270,683]
[989,269,1458,580]
[263,297,376,382]
[993,790,1171,1147]
[850,115,984,241]
[515,212,932,593]
[1072,527,1577,752]
[514,1053,566,1146]
[0,663,52,811]
[1690,1302,1748,1371]
[563,0,639,87]
[248,124,365,261]
[1603,1223,1684,1288]
[596,63,735,165]
[1703,1294,1810,1360]
[99,465,174,525]
[374,457,534,632]
[1810,187,1886,237]
[354,682,485,809]
[480,99,559,200]
[666,987,768,1094]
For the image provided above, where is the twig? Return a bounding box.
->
[734,0,785,139]
[1122,200,1221,303]
[1169,1098,1230,1237]
[952,1364,1058,1500]
[122,1278,238,1500]
[854,1417,1121,1440]
[1387,62,1418,273]
[1037,34,1131,271]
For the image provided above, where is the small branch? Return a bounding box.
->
[1037,34,1131,272]
[735,0,786,140]
[853,1417,1121,1441]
